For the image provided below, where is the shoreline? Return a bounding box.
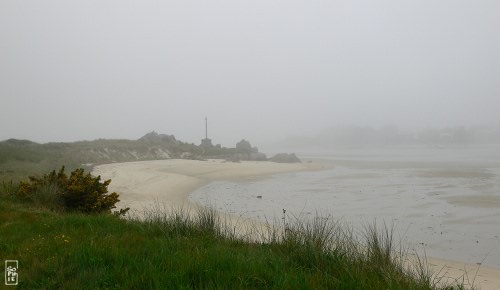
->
[92,158,328,214]
[426,256,500,289]
[93,158,500,289]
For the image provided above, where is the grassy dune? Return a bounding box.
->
[0,134,243,183]
[0,191,466,289]
[0,135,202,183]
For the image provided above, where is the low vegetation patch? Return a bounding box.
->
[3,167,123,214]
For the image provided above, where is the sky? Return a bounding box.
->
[1,0,499,146]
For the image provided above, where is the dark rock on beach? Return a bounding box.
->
[269,153,301,163]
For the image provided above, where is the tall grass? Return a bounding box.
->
[0,179,18,196]
[1,180,64,211]
[0,197,471,289]
[131,204,467,289]
[28,182,64,211]
[139,204,217,238]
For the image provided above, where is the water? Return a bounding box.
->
[189,146,500,267]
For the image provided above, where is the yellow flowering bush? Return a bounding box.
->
[17,166,120,213]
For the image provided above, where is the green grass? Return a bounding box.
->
[0,194,468,290]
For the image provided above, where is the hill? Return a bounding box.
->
[0,132,205,181]
[0,132,297,181]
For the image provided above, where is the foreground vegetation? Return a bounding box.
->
[1,181,467,289]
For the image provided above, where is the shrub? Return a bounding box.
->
[17,167,66,199]
[17,166,120,213]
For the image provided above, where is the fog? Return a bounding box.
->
[1,1,499,146]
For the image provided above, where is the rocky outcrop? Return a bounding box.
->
[249,152,267,161]
[139,131,178,143]
[269,153,301,163]
[236,139,258,153]
[215,140,266,161]
[227,152,267,162]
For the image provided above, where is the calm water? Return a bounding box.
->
[189,146,500,267]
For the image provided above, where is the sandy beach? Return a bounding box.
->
[92,159,326,213]
[93,158,500,289]
[427,257,500,289]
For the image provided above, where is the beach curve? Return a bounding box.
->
[92,158,500,289]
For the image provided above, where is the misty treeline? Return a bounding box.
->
[280,126,500,148]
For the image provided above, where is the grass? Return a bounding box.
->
[0,191,469,290]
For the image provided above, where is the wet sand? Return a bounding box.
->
[92,159,326,214]
[93,158,500,289]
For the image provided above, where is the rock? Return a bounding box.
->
[236,139,252,152]
[236,139,258,153]
[227,152,267,161]
[269,153,301,163]
[139,131,177,143]
[250,152,267,161]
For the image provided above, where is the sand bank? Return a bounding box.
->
[92,159,500,289]
[92,159,326,213]
[427,257,500,289]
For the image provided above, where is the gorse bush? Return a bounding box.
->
[17,166,120,213]
[62,168,119,213]
[17,167,66,198]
